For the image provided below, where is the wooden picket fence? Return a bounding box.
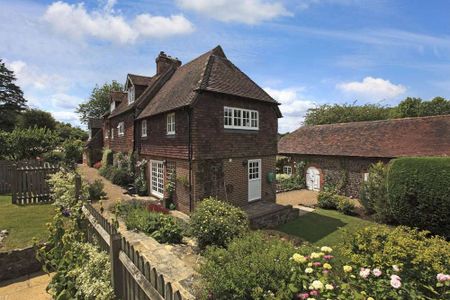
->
[11,161,59,205]
[0,160,13,194]
[83,203,185,300]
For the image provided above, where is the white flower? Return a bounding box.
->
[310,280,324,290]
[359,268,371,279]
[320,246,333,253]
[325,284,334,290]
[305,267,314,274]
[392,265,400,272]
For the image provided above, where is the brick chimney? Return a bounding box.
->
[155,51,181,75]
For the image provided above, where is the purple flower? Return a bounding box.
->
[61,208,71,217]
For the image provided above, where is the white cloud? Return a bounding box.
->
[49,111,80,125]
[6,60,68,91]
[43,1,194,44]
[264,87,315,133]
[336,76,406,100]
[177,0,291,24]
[50,93,84,110]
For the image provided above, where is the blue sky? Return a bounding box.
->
[1,0,450,132]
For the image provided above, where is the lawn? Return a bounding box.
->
[277,208,375,247]
[0,194,55,251]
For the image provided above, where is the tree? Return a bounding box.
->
[392,97,423,118]
[55,122,88,142]
[4,127,58,161]
[0,59,27,131]
[420,96,450,116]
[17,108,57,130]
[304,103,391,126]
[76,81,122,124]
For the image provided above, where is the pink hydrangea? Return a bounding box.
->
[313,262,322,267]
[323,255,334,260]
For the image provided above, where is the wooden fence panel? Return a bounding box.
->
[0,160,13,194]
[82,203,186,300]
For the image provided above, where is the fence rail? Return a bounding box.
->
[83,203,184,300]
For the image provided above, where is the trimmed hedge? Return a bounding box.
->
[387,157,450,237]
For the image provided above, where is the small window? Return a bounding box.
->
[128,86,135,104]
[167,113,175,135]
[141,120,147,137]
[283,166,292,176]
[117,122,124,136]
[363,172,370,182]
[224,107,259,130]
[105,129,109,139]
[110,101,115,112]
[111,128,114,140]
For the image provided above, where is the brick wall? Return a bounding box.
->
[138,109,189,159]
[191,92,279,160]
[290,154,390,198]
[108,112,135,153]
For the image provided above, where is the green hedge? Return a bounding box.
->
[387,157,450,237]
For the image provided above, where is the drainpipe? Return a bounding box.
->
[188,108,193,212]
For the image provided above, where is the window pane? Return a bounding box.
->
[234,109,241,126]
[243,110,250,127]
[251,111,258,128]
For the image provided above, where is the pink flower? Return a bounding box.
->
[297,293,309,299]
[313,262,322,267]
[437,273,450,282]
[323,255,334,260]
[390,275,402,289]
[359,268,371,279]
[323,270,330,275]
[309,290,319,296]
[372,268,382,277]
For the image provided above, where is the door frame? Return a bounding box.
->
[306,166,321,191]
[248,158,262,202]
[149,160,164,198]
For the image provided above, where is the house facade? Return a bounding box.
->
[95,46,281,213]
[278,115,450,198]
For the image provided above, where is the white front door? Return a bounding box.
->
[150,160,164,198]
[248,159,262,202]
[306,166,320,191]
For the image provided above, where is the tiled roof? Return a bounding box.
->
[128,74,153,86]
[137,45,278,119]
[110,91,126,103]
[278,115,450,158]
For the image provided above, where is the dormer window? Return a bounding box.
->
[110,101,116,112]
[128,86,135,104]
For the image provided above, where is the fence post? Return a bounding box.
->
[74,174,81,201]
[110,232,124,299]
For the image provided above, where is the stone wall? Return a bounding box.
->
[0,245,43,281]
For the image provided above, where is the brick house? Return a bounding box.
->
[278,115,450,198]
[99,46,281,213]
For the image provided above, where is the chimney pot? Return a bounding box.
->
[155,51,181,75]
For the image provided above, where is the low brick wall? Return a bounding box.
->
[249,205,299,229]
[0,245,43,282]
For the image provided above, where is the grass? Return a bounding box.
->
[277,208,375,247]
[0,194,55,251]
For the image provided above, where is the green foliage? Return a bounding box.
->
[122,204,183,244]
[110,167,133,186]
[38,173,113,299]
[304,103,391,126]
[88,179,106,201]
[0,59,27,132]
[197,231,296,300]
[317,191,338,209]
[62,139,84,167]
[392,96,450,118]
[359,162,391,221]
[101,148,113,167]
[42,150,65,165]
[2,127,58,161]
[76,81,122,124]
[134,160,148,196]
[276,160,306,191]
[190,197,248,249]
[48,171,88,208]
[55,121,88,142]
[342,225,450,298]
[336,195,355,215]
[17,108,56,130]
[387,157,450,237]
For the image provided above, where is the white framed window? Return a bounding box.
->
[363,172,370,182]
[117,122,124,136]
[224,107,259,130]
[105,129,109,139]
[128,86,135,104]
[110,101,115,112]
[150,160,164,198]
[283,166,292,176]
[141,120,147,137]
[166,112,175,135]
[111,128,114,140]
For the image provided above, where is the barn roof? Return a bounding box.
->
[278,115,450,158]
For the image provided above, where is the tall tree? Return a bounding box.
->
[76,81,122,124]
[17,108,57,130]
[392,97,423,118]
[0,59,27,131]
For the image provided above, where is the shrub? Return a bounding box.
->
[360,162,391,221]
[342,225,450,297]
[276,173,290,181]
[110,167,132,186]
[93,161,102,169]
[190,197,248,249]
[42,150,64,165]
[150,215,183,244]
[147,203,169,214]
[62,139,84,166]
[101,148,113,167]
[134,159,148,196]
[317,191,338,209]
[336,195,355,215]
[88,179,106,201]
[387,157,450,237]
[48,171,88,208]
[197,232,296,300]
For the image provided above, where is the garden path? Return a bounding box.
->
[0,272,52,300]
